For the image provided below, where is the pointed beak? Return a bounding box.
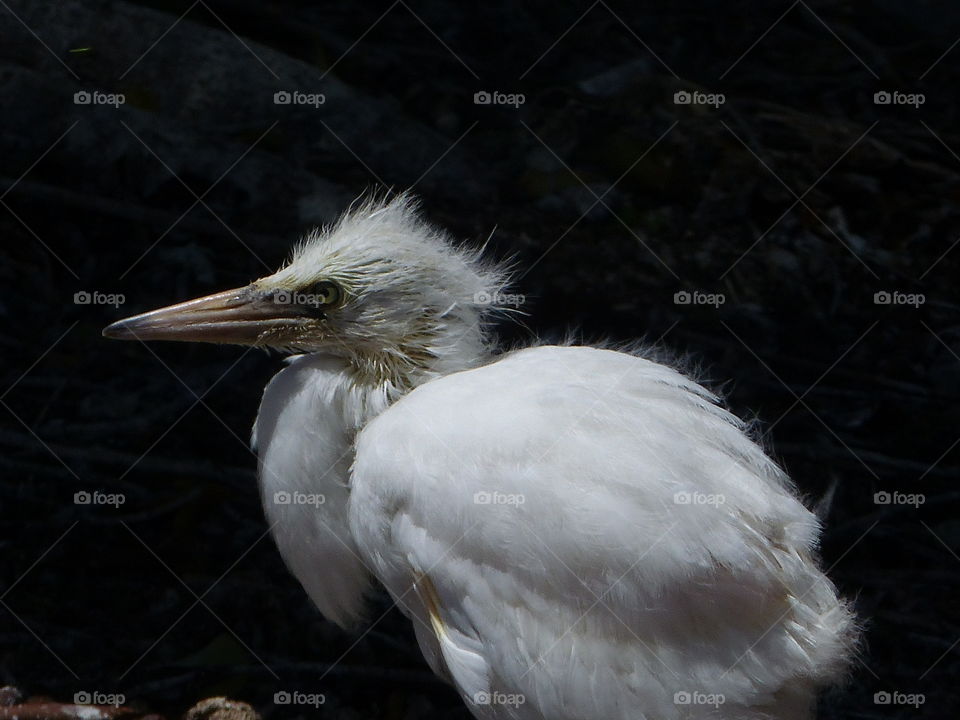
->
[102,285,309,345]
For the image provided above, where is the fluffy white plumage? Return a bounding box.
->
[108,194,856,720]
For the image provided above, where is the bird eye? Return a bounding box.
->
[302,281,341,308]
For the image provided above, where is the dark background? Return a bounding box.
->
[1,1,958,718]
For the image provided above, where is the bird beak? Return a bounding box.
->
[102,286,306,346]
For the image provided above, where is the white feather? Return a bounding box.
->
[349,346,854,719]
[246,195,855,719]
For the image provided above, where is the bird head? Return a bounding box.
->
[103,194,511,390]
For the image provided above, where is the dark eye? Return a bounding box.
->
[302,281,341,308]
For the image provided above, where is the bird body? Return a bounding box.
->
[104,194,855,719]
[253,343,852,719]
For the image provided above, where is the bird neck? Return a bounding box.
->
[344,329,495,398]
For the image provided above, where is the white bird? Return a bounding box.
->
[104,194,856,720]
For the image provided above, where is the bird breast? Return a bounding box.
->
[252,353,387,629]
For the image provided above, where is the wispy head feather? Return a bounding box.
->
[257,191,513,392]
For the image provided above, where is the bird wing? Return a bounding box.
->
[349,346,853,720]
